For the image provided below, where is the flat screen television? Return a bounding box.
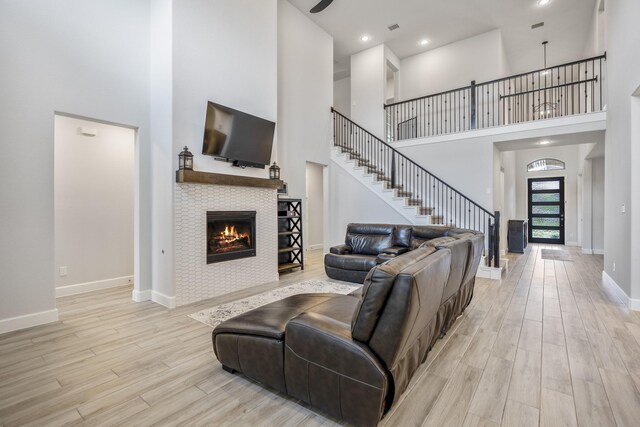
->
[202,101,275,169]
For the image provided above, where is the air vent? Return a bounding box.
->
[531,22,545,29]
[387,23,400,31]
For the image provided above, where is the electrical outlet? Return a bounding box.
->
[621,204,626,213]
[613,263,616,272]
[59,266,68,277]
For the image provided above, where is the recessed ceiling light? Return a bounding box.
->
[360,35,370,42]
[538,0,551,6]
[539,140,551,145]
[420,39,429,46]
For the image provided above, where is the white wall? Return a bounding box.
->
[305,163,324,249]
[583,0,606,57]
[277,0,333,201]
[631,92,640,305]
[493,147,512,252]
[604,0,640,299]
[173,0,278,178]
[592,156,605,252]
[397,140,495,212]
[149,0,174,302]
[499,30,512,77]
[580,148,593,252]
[0,0,152,331]
[333,77,351,117]
[328,162,406,247]
[500,151,517,251]
[55,116,134,290]
[165,0,279,303]
[399,29,506,101]
[514,145,581,246]
[350,45,387,139]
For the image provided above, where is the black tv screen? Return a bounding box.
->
[202,101,275,168]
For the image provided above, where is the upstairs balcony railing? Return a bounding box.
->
[385,54,606,142]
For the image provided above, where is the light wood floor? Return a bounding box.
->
[1,246,640,426]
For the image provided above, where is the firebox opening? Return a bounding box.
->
[206,211,256,264]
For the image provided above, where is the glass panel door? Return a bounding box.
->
[528,177,564,244]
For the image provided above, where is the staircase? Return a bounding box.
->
[331,108,501,268]
[331,145,437,224]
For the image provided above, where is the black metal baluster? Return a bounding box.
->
[599,58,603,111]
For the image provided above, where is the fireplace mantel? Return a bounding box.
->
[176,170,283,189]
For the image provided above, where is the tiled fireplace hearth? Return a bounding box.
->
[175,182,278,306]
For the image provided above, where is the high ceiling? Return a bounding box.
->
[287,0,599,79]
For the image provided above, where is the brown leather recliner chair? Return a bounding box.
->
[324,223,412,283]
[212,246,453,426]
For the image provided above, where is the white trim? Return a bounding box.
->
[152,290,176,309]
[565,241,579,247]
[0,309,59,334]
[56,276,133,297]
[592,249,605,255]
[582,248,593,255]
[602,270,640,311]
[307,244,323,251]
[394,112,607,149]
[476,265,503,280]
[132,289,151,302]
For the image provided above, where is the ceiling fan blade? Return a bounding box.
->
[310,0,334,13]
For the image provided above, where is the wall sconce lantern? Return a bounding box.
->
[178,146,194,170]
[269,162,280,180]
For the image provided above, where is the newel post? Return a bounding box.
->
[470,80,477,130]
[493,211,501,268]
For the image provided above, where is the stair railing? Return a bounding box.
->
[332,108,500,267]
[385,54,606,142]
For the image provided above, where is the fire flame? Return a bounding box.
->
[218,224,248,243]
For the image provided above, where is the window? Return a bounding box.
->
[527,158,565,172]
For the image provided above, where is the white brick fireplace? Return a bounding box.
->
[174,182,279,306]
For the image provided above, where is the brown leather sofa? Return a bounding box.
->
[324,223,482,284]
[211,228,483,426]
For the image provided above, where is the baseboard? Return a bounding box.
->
[602,270,640,310]
[476,265,503,280]
[565,241,579,247]
[152,290,176,309]
[56,275,133,297]
[582,248,593,255]
[132,289,152,302]
[0,308,59,334]
[593,249,605,255]
[307,244,323,251]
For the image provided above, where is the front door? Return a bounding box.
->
[528,177,565,244]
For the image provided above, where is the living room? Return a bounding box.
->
[2,0,640,425]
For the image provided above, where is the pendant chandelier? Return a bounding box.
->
[533,41,558,118]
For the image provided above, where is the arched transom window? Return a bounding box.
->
[527,158,565,172]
